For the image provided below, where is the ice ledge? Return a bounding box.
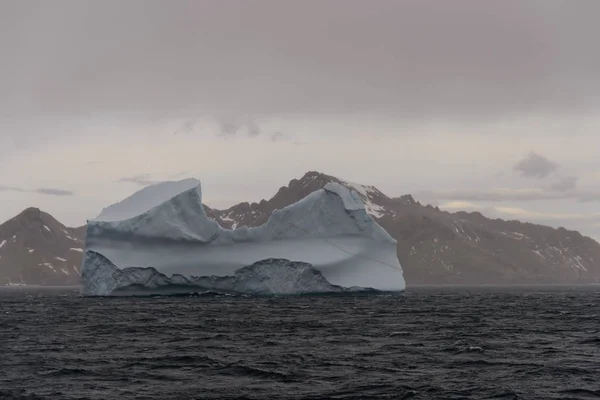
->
[81,251,373,296]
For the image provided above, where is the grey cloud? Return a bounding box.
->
[0,185,27,193]
[419,186,600,203]
[216,116,261,137]
[35,188,74,196]
[270,132,289,142]
[513,152,558,179]
[247,120,261,138]
[174,120,196,135]
[0,185,74,196]
[169,170,191,179]
[216,117,244,136]
[118,174,160,186]
[545,176,578,192]
[417,188,571,203]
[579,194,600,203]
[2,1,600,123]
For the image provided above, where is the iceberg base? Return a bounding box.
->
[81,251,375,296]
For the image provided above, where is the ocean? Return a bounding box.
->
[1,286,599,399]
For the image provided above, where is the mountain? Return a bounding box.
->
[4,171,600,286]
[205,171,600,285]
[0,208,85,286]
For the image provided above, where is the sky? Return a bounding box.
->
[1,0,599,241]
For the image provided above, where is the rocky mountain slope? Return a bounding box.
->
[3,171,600,286]
[0,208,84,286]
[206,171,600,285]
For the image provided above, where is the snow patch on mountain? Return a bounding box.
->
[41,263,55,271]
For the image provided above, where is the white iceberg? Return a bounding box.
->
[81,181,405,295]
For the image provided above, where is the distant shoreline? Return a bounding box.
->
[2,283,598,290]
[0,285,81,289]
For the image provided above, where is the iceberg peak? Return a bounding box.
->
[96,178,201,222]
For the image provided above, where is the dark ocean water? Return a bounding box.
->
[1,286,599,400]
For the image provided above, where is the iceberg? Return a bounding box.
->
[81,181,405,295]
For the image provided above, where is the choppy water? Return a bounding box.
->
[1,286,599,400]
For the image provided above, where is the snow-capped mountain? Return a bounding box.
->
[4,171,600,286]
[0,208,85,286]
[206,171,600,285]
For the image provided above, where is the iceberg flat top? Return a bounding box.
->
[96,178,200,222]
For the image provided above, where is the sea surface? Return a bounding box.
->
[1,286,599,400]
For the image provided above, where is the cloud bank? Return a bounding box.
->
[0,185,74,196]
[513,152,558,179]
[2,0,600,123]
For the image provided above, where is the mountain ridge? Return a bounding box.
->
[205,171,600,285]
[2,171,599,286]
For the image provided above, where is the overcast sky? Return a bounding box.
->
[1,0,599,241]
